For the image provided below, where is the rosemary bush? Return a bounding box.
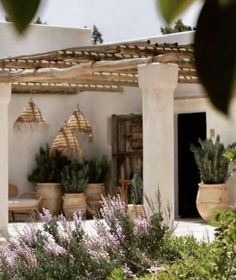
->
[86,156,110,183]
[28,144,71,184]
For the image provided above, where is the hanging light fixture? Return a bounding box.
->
[14,99,49,130]
[66,105,93,140]
[50,123,80,157]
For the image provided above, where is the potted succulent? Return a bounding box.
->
[84,156,110,214]
[28,145,70,215]
[190,135,230,222]
[61,161,89,218]
[127,171,145,219]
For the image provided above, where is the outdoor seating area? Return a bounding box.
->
[8,184,42,222]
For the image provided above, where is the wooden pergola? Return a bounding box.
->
[0,39,199,227]
[0,39,198,94]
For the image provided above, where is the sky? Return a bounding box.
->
[0,0,203,43]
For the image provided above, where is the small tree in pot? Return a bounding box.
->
[85,156,110,215]
[28,144,71,215]
[190,136,230,222]
[61,161,89,218]
[127,171,145,219]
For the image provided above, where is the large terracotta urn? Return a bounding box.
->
[36,183,63,215]
[85,183,105,215]
[63,193,87,219]
[127,204,145,220]
[196,183,229,222]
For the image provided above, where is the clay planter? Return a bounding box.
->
[85,183,105,215]
[36,183,63,215]
[63,193,87,218]
[196,183,229,222]
[127,204,145,220]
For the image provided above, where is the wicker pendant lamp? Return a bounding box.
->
[50,123,80,157]
[66,106,93,140]
[14,99,49,129]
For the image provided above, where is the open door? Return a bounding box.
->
[178,112,206,218]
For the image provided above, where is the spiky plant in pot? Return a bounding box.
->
[85,156,110,215]
[190,135,230,222]
[127,171,145,219]
[190,136,229,184]
[61,161,89,218]
[28,144,71,184]
[61,161,89,193]
[28,144,71,215]
[131,172,143,205]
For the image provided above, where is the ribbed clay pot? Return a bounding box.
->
[127,204,145,220]
[85,183,105,215]
[36,183,63,215]
[63,193,87,219]
[196,183,229,222]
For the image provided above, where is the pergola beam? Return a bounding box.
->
[0,53,181,83]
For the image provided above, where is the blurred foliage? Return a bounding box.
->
[1,0,41,33]
[158,0,236,114]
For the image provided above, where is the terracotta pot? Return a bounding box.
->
[85,183,105,215]
[36,183,63,215]
[196,183,229,222]
[63,193,87,218]
[127,204,145,220]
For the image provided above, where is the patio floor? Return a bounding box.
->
[173,219,215,242]
[3,218,215,242]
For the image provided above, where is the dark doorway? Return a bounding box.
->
[178,112,206,218]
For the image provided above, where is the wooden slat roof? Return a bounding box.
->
[0,39,198,94]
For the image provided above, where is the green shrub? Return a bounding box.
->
[28,144,71,184]
[86,156,110,183]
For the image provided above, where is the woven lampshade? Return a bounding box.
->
[14,100,49,129]
[66,108,93,140]
[50,124,80,157]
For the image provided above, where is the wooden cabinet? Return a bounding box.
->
[111,114,143,192]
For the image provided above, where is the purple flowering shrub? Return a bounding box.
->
[0,195,170,279]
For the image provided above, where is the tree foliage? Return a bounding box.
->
[161,18,194,34]
[92,25,104,45]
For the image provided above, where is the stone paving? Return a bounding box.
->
[173,219,215,242]
[4,218,215,242]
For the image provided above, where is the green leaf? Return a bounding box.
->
[1,0,41,33]
[158,0,197,23]
[194,0,236,114]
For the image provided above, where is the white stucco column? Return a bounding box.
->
[0,84,11,229]
[138,63,178,222]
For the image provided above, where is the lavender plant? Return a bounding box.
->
[0,196,171,279]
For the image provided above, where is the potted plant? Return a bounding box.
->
[61,161,89,218]
[190,136,230,222]
[28,145,70,215]
[127,171,145,219]
[84,156,110,215]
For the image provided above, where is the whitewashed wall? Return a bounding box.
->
[0,22,91,58]
[9,88,142,194]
